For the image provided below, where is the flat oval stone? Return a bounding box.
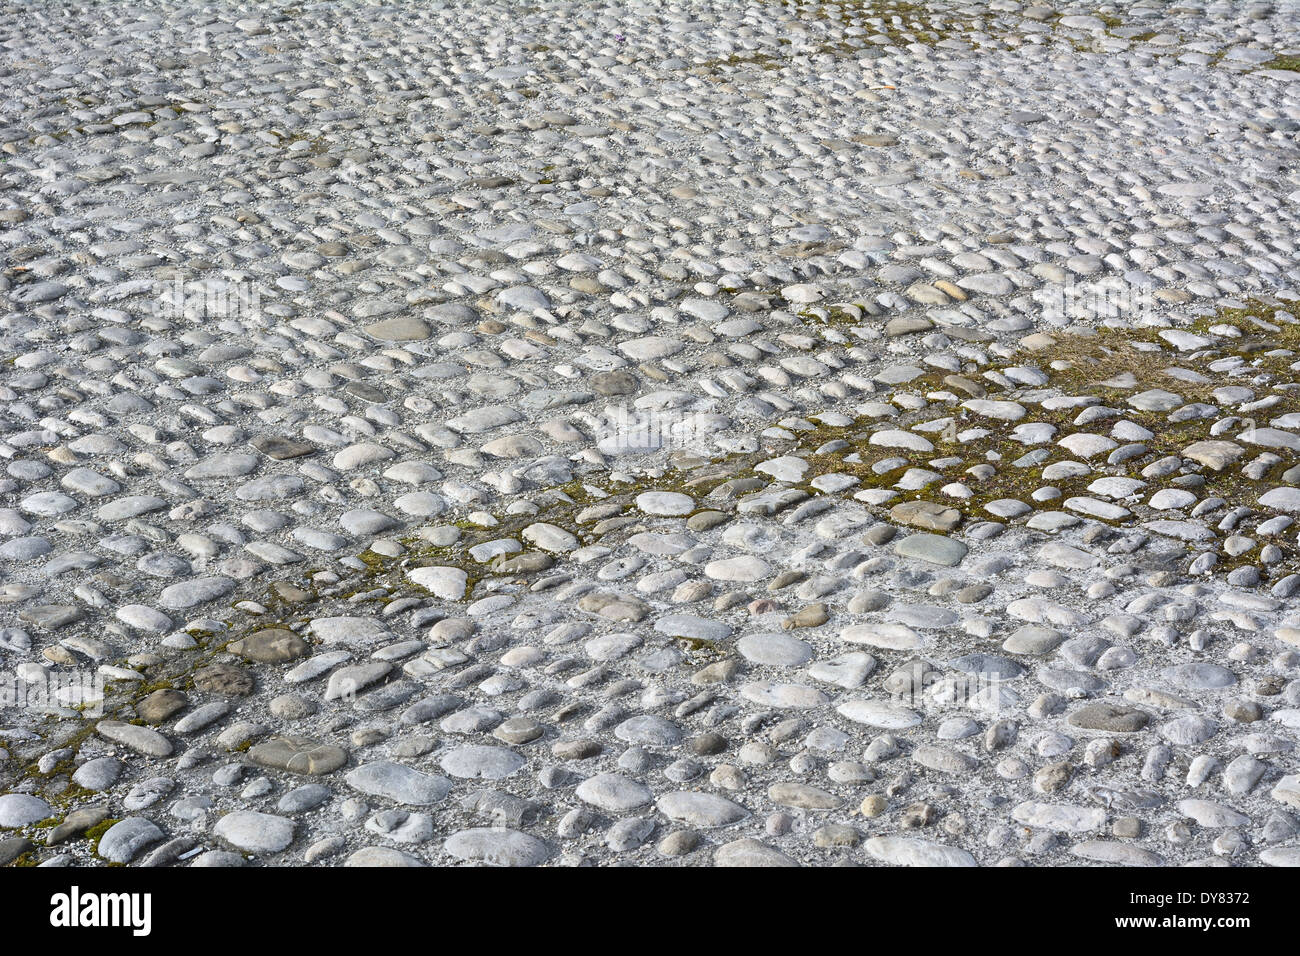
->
[837,699,922,729]
[1160,662,1236,690]
[345,846,426,867]
[636,492,694,516]
[864,836,976,867]
[1070,840,1163,866]
[912,745,978,774]
[407,566,468,600]
[575,773,654,812]
[737,632,812,666]
[806,652,875,689]
[1177,799,1250,828]
[0,793,52,827]
[1012,801,1106,832]
[704,556,771,582]
[97,720,172,757]
[949,653,1023,680]
[1159,715,1218,746]
[158,576,235,609]
[713,838,798,867]
[444,828,550,867]
[1002,625,1064,656]
[840,622,923,650]
[439,745,525,780]
[738,681,829,709]
[214,811,295,854]
[249,736,348,776]
[96,817,164,864]
[614,715,682,746]
[227,628,309,663]
[1068,702,1150,733]
[345,762,453,805]
[768,782,841,810]
[657,791,748,828]
[654,614,732,641]
[894,533,968,566]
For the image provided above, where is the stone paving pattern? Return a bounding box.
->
[2,0,1300,866]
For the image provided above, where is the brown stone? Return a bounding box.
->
[47,805,110,846]
[250,435,317,460]
[782,603,828,629]
[227,628,309,664]
[1068,702,1150,733]
[137,688,188,724]
[194,662,255,696]
[891,500,961,532]
[551,739,602,760]
[249,735,348,776]
[0,836,31,866]
[1034,760,1074,794]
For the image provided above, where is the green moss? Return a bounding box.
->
[84,817,121,856]
[0,308,1280,676]
[1259,56,1300,72]
[48,783,97,806]
[12,720,98,791]
[674,637,727,662]
[1190,298,1300,341]
[797,304,869,327]
[134,679,175,695]
[695,50,787,75]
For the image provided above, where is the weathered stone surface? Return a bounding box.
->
[714,838,798,867]
[193,662,256,696]
[0,0,1290,876]
[444,828,550,866]
[228,629,310,663]
[891,500,961,532]
[214,811,296,853]
[657,791,748,828]
[346,762,453,805]
[1068,702,1150,733]
[97,721,173,757]
[249,736,348,776]
[894,533,968,566]
[864,837,977,867]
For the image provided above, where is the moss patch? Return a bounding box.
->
[84,817,121,856]
[1259,56,1300,72]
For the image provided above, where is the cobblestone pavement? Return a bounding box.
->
[2,0,1300,867]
